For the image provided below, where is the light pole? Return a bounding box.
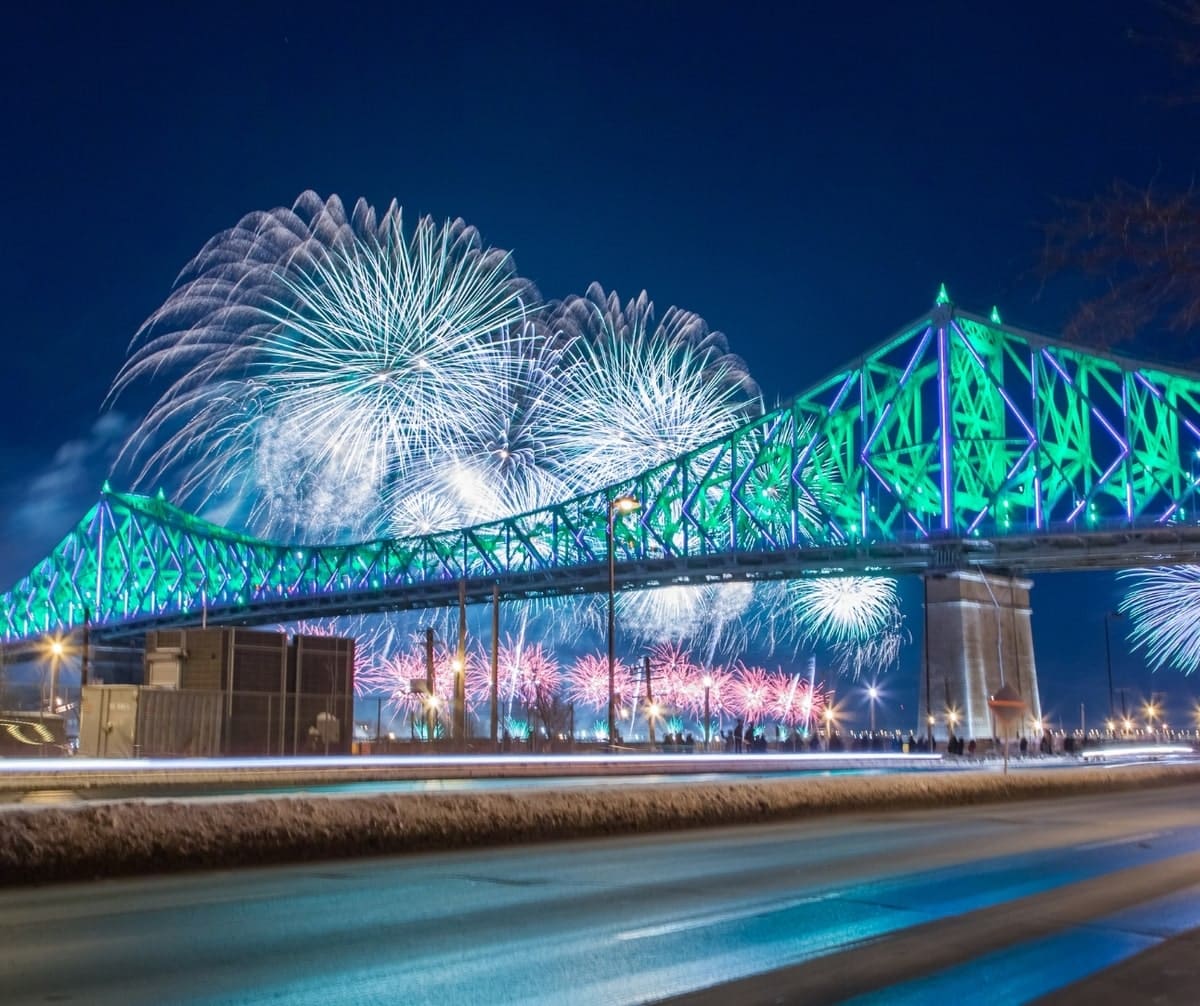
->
[1144,699,1160,736]
[866,684,879,734]
[607,494,640,747]
[1104,611,1123,721]
[46,637,66,715]
[702,674,713,751]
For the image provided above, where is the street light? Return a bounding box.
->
[1143,699,1160,735]
[1104,611,1124,721]
[44,635,67,715]
[866,684,879,734]
[823,705,835,744]
[702,674,713,751]
[607,494,640,747]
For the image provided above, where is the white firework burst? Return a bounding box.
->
[774,576,906,677]
[413,313,577,523]
[111,191,536,539]
[548,283,761,491]
[1119,566,1200,674]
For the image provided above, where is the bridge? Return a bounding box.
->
[6,291,1200,737]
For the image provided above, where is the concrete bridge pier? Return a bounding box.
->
[919,570,1041,742]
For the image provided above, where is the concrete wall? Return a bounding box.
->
[919,570,1041,741]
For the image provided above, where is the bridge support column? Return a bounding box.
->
[920,571,1041,742]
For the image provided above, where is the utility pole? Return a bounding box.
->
[424,628,436,746]
[923,575,933,749]
[490,583,500,750]
[643,655,655,748]
[455,579,467,749]
[81,607,91,690]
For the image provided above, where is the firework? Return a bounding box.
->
[728,663,774,721]
[771,673,826,728]
[111,192,909,674]
[782,576,904,673]
[645,642,702,709]
[495,638,560,706]
[564,653,634,709]
[549,284,761,491]
[111,191,536,539]
[1119,567,1200,674]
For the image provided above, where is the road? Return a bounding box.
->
[3,783,1200,1004]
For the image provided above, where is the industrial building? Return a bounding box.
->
[80,627,354,757]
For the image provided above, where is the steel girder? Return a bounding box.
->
[6,296,1200,643]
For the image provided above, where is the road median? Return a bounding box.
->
[3,761,1199,886]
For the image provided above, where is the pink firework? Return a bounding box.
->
[728,663,773,721]
[565,653,634,709]
[771,672,826,727]
[281,617,398,698]
[646,642,698,708]
[498,639,561,705]
[355,636,490,714]
[356,650,424,715]
[464,650,494,710]
[672,664,734,716]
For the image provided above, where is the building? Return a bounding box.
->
[80,627,354,757]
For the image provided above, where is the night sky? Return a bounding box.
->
[1,2,1195,726]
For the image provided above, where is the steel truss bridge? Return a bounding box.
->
[7,291,1200,644]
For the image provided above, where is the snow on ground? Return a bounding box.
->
[3,762,1199,887]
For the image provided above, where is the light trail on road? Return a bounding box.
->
[2,783,1199,1004]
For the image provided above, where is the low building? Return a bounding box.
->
[80,628,354,757]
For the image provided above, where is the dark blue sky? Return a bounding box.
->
[0,2,1194,725]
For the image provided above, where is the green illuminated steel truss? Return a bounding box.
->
[8,294,1200,642]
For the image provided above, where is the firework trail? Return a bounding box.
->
[728,663,774,721]
[549,283,761,491]
[111,191,536,539]
[781,577,904,677]
[112,192,908,677]
[1119,567,1200,674]
[564,654,634,708]
[771,673,826,729]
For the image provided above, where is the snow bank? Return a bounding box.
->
[3,762,1199,887]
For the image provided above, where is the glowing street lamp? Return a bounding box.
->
[866,684,879,734]
[823,705,835,743]
[702,674,713,751]
[607,494,640,747]
[43,635,68,715]
[646,700,661,733]
[1143,700,1160,735]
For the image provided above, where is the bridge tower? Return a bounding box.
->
[919,570,1041,743]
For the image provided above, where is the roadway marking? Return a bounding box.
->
[1074,831,1163,852]
[615,892,837,941]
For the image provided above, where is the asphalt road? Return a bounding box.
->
[3,783,1200,1005]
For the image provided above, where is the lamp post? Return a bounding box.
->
[607,494,640,747]
[1144,699,1160,737]
[702,674,713,751]
[47,637,65,715]
[1104,611,1123,721]
[866,684,879,734]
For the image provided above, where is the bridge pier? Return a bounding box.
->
[920,571,1041,742]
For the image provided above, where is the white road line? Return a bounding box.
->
[615,892,837,941]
